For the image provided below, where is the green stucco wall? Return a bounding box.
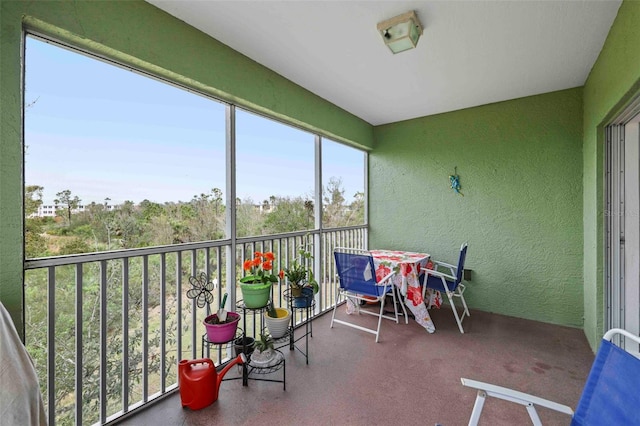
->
[0,0,373,333]
[371,88,584,326]
[583,1,640,349]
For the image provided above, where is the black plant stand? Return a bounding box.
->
[236,300,286,390]
[200,329,246,383]
[246,345,286,391]
[201,328,243,359]
[283,288,314,364]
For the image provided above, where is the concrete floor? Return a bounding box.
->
[115,306,594,426]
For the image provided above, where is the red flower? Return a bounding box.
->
[240,252,279,284]
[278,270,285,280]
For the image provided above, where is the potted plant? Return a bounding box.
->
[279,245,318,307]
[233,335,255,357]
[187,272,240,343]
[203,312,241,343]
[264,301,291,339]
[239,251,279,308]
[249,332,276,367]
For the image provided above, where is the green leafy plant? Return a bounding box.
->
[254,332,275,352]
[279,245,319,294]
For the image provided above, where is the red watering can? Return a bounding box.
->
[178,354,246,410]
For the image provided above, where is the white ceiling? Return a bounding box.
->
[147,0,621,126]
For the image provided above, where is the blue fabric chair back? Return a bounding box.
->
[455,243,468,284]
[334,251,386,297]
[570,339,640,425]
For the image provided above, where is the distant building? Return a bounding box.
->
[256,203,275,214]
[30,203,114,218]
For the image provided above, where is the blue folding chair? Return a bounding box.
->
[421,242,470,333]
[330,248,399,343]
[461,328,640,425]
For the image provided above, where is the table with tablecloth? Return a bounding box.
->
[369,249,442,333]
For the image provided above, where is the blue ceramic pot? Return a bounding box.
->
[292,287,314,308]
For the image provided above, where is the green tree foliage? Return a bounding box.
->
[54,189,81,225]
[25,185,44,216]
[58,237,91,255]
[348,191,366,225]
[24,224,49,258]
[23,179,363,423]
[323,177,347,227]
[139,199,164,222]
[263,196,313,233]
[24,186,48,258]
[186,189,225,241]
[235,198,263,238]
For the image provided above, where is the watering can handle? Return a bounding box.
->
[182,358,214,369]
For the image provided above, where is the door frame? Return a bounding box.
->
[605,96,640,351]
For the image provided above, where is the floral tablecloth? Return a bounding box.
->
[369,250,441,333]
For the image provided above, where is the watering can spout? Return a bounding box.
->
[217,353,246,387]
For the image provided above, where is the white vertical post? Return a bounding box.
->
[314,135,322,312]
[226,104,237,308]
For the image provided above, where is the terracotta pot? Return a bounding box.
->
[290,285,302,297]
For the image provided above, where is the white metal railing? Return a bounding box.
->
[23,226,366,425]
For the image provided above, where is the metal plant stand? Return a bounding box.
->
[236,300,286,390]
[283,288,314,364]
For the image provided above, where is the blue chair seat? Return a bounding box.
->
[330,248,400,342]
[343,279,390,297]
[424,275,455,293]
[572,338,640,425]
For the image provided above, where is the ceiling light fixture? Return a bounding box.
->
[377,10,423,54]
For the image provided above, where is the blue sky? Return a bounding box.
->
[25,37,363,205]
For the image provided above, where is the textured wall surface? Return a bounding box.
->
[0,0,373,332]
[583,1,640,349]
[371,88,584,327]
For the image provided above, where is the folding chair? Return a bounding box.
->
[421,242,469,333]
[330,248,399,342]
[461,328,640,425]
